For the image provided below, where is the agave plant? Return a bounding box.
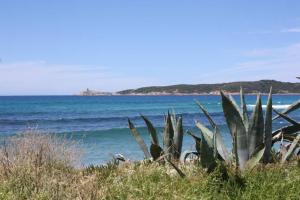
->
[128,112,184,161]
[188,88,300,172]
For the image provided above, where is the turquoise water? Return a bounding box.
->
[0,95,299,165]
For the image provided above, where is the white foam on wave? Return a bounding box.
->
[247,104,290,109]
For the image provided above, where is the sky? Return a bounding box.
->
[0,0,300,95]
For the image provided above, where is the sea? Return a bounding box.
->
[0,95,299,166]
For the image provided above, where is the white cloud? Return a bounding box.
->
[281,27,300,33]
[248,27,300,35]
[191,43,300,83]
[232,43,300,81]
[1,43,300,95]
[0,61,153,95]
[247,30,274,35]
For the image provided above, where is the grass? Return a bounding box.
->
[0,132,300,200]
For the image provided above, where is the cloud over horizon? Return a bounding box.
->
[231,43,300,81]
[0,61,154,95]
[1,40,299,96]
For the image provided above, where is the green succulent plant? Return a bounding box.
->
[189,87,300,172]
[128,112,184,161]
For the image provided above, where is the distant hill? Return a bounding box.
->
[118,80,300,95]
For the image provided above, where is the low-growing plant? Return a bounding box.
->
[188,87,300,172]
[128,112,184,161]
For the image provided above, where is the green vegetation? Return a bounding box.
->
[0,132,300,199]
[118,80,300,94]
[193,88,300,171]
[129,88,300,175]
[128,112,184,161]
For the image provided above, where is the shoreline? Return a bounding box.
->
[77,92,300,96]
[0,93,300,97]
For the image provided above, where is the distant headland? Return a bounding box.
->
[78,80,300,96]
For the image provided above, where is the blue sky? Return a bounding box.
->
[0,0,300,95]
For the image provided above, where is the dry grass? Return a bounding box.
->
[0,131,80,171]
[0,132,83,199]
[0,132,299,200]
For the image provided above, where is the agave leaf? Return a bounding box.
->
[128,119,151,159]
[272,109,300,126]
[248,94,264,157]
[221,91,248,169]
[163,112,174,158]
[213,128,217,158]
[195,121,216,169]
[273,100,300,120]
[272,124,300,137]
[174,116,184,159]
[195,121,213,142]
[141,115,159,145]
[272,131,299,144]
[170,109,177,132]
[279,145,288,161]
[215,128,230,163]
[245,146,265,171]
[150,143,163,160]
[229,94,243,117]
[165,158,186,178]
[186,130,201,154]
[195,100,230,162]
[233,126,239,170]
[195,101,217,157]
[263,87,272,163]
[195,100,217,128]
[240,87,249,132]
[200,131,216,169]
[180,150,199,163]
[281,135,300,163]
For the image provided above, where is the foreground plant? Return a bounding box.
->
[188,88,300,172]
[128,112,184,161]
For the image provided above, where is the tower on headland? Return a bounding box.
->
[79,88,113,96]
